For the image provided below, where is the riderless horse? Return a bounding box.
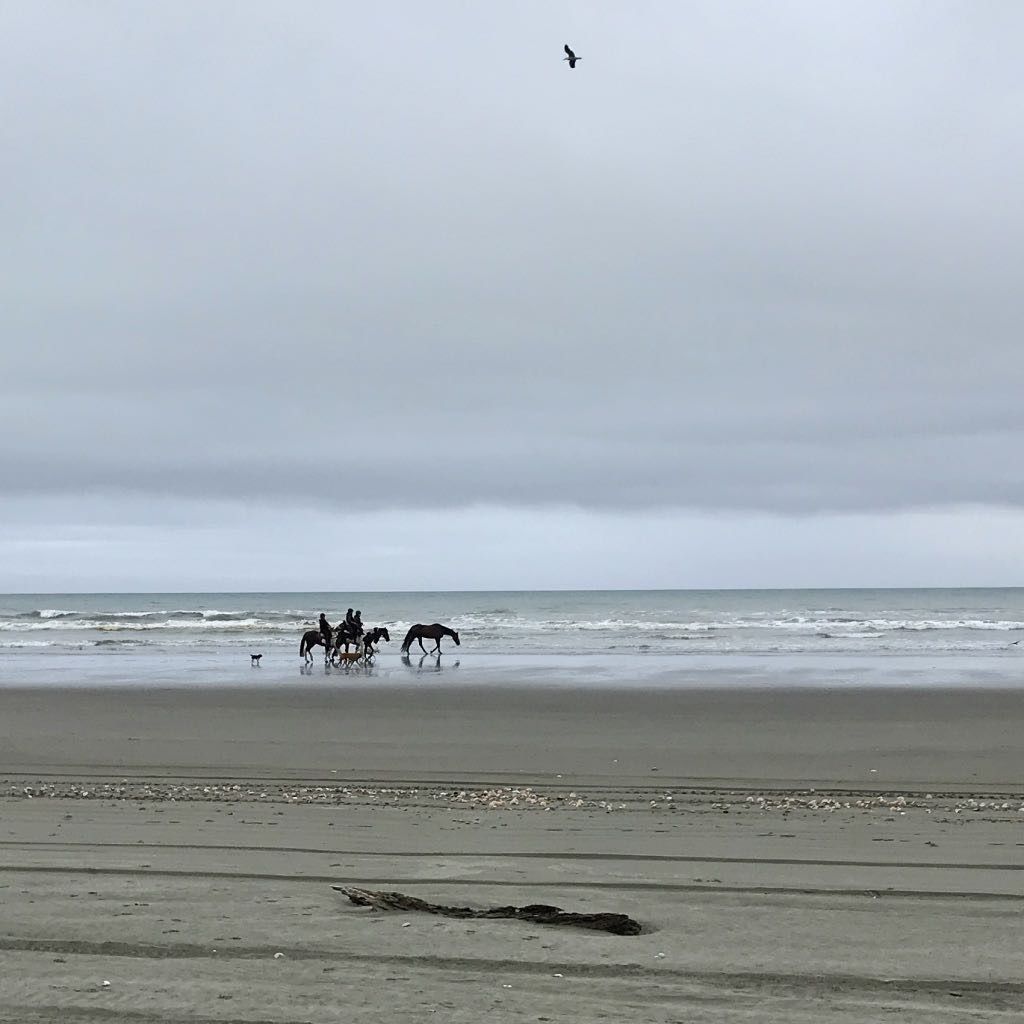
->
[400,623,460,655]
[361,626,390,656]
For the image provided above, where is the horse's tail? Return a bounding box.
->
[299,635,306,656]
[400,626,417,653]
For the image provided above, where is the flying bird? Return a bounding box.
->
[563,44,581,69]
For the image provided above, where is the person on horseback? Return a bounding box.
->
[319,613,333,650]
[343,608,363,639]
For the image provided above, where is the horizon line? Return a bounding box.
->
[2,585,1023,597]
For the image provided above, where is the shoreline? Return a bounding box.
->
[1,649,1023,692]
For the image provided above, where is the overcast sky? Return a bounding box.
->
[2,2,1023,591]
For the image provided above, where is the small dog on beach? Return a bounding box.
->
[250,654,263,666]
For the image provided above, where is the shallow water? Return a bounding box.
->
[1,589,1022,688]
[0,647,1020,692]
[3,588,1024,653]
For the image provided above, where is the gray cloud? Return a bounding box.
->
[3,496,1024,592]
[2,3,1023,579]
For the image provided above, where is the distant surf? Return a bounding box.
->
[1,589,1022,657]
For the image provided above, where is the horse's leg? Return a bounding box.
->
[417,636,427,654]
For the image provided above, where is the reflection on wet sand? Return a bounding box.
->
[299,660,388,679]
[401,652,460,674]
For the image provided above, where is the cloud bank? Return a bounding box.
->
[2,3,1022,586]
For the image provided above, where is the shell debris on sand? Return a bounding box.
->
[5,780,1022,819]
[4,780,618,813]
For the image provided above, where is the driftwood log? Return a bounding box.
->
[332,886,642,936]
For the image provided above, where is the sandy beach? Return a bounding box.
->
[2,681,1023,1022]
[6,0,1024,1014]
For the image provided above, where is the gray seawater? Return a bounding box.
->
[2,589,1023,656]
[1,589,1021,688]
[2,587,1023,658]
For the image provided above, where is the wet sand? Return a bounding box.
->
[2,683,1023,1022]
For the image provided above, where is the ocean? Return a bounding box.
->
[1,588,1022,660]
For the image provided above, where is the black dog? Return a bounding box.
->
[250,654,263,666]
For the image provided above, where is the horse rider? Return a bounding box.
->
[345,608,361,637]
[353,609,364,636]
[319,613,333,650]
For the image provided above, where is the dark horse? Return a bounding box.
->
[362,626,390,656]
[333,625,390,662]
[330,621,363,657]
[400,623,460,655]
[300,629,329,663]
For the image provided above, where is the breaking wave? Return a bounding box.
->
[2,592,1023,657]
